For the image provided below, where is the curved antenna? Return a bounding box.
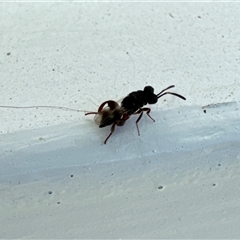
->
[157,85,175,96]
[158,92,186,100]
[157,85,186,100]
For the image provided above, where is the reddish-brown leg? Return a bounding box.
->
[97,100,119,112]
[85,111,98,115]
[85,100,120,117]
[104,114,129,144]
[134,108,155,136]
[104,122,117,144]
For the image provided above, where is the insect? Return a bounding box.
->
[85,85,186,144]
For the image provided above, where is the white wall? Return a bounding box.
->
[1,2,240,238]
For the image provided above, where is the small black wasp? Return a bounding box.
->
[85,85,186,144]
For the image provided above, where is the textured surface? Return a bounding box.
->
[1,2,240,238]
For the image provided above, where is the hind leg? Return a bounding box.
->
[104,114,129,144]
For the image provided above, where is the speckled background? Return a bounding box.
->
[1,2,240,133]
[1,3,240,239]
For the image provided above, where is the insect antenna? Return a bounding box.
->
[157,85,186,100]
[157,85,175,95]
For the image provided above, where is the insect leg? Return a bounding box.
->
[141,107,155,122]
[134,108,155,136]
[104,116,129,144]
[104,122,117,144]
[135,111,144,136]
[85,111,98,116]
[98,100,119,112]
